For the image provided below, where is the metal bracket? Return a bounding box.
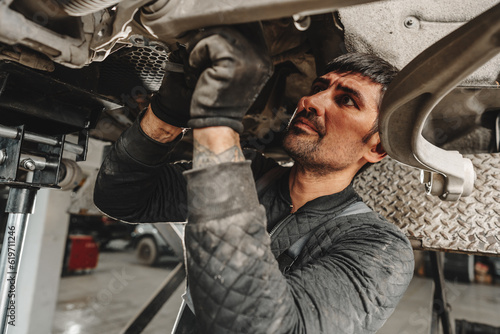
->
[380,3,500,201]
[0,124,86,188]
[0,125,24,183]
[91,0,153,61]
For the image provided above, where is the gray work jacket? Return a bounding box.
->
[94,119,414,333]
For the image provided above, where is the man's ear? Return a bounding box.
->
[363,132,387,163]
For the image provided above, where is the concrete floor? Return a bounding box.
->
[379,275,500,334]
[52,242,185,334]
[52,242,500,334]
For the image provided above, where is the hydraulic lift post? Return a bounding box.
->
[0,186,37,331]
[0,124,88,333]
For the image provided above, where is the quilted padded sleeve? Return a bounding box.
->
[184,162,414,333]
[94,117,191,223]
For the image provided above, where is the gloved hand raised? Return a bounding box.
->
[149,50,192,128]
[187,26,273,134]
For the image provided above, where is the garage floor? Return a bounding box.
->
[52,242,500,334]
[52,242,185,334]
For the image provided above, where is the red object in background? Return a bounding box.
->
[66,235,99,272]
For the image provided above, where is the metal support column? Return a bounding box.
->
[0,186,38,332]
[430,251,454,334]
[0,122,88,333]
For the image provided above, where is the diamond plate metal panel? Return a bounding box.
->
[353,153,500,255]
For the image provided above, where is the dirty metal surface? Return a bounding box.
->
[353,153,500,256]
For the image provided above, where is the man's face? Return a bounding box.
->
[283,71,383,174]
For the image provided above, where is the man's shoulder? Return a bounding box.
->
[317,203,411,251]
[344,191,408,238]
[349,206,408,236]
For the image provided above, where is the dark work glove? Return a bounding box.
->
[186,26,273,133]
[150,50,193,128]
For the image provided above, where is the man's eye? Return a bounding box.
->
[311,85,323,94]
[338,95,356,107]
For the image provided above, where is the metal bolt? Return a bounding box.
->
[21,158,36,171]
[293,14,311,32]
[404,16,419,29]
[424,182,432,194]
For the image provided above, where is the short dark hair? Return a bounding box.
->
[323,53,399,93]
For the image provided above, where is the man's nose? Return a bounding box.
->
[298,95,325,118]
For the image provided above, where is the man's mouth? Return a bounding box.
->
[293,118,318,134]
[289,110,324,136]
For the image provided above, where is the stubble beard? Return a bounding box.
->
[283,110,360,175]
[285,130,364,179]
[283,110,323,163]
[283,127,320,162]
[282,126,345,176]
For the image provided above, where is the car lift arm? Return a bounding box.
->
[379,2,500,201]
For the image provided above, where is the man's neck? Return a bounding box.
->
[288,163,356,213]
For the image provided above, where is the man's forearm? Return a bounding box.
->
[94,107,190,223]
[192,127,244,169]
[140,105,183,143]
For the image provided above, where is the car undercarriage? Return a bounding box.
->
[0,0,498,182]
